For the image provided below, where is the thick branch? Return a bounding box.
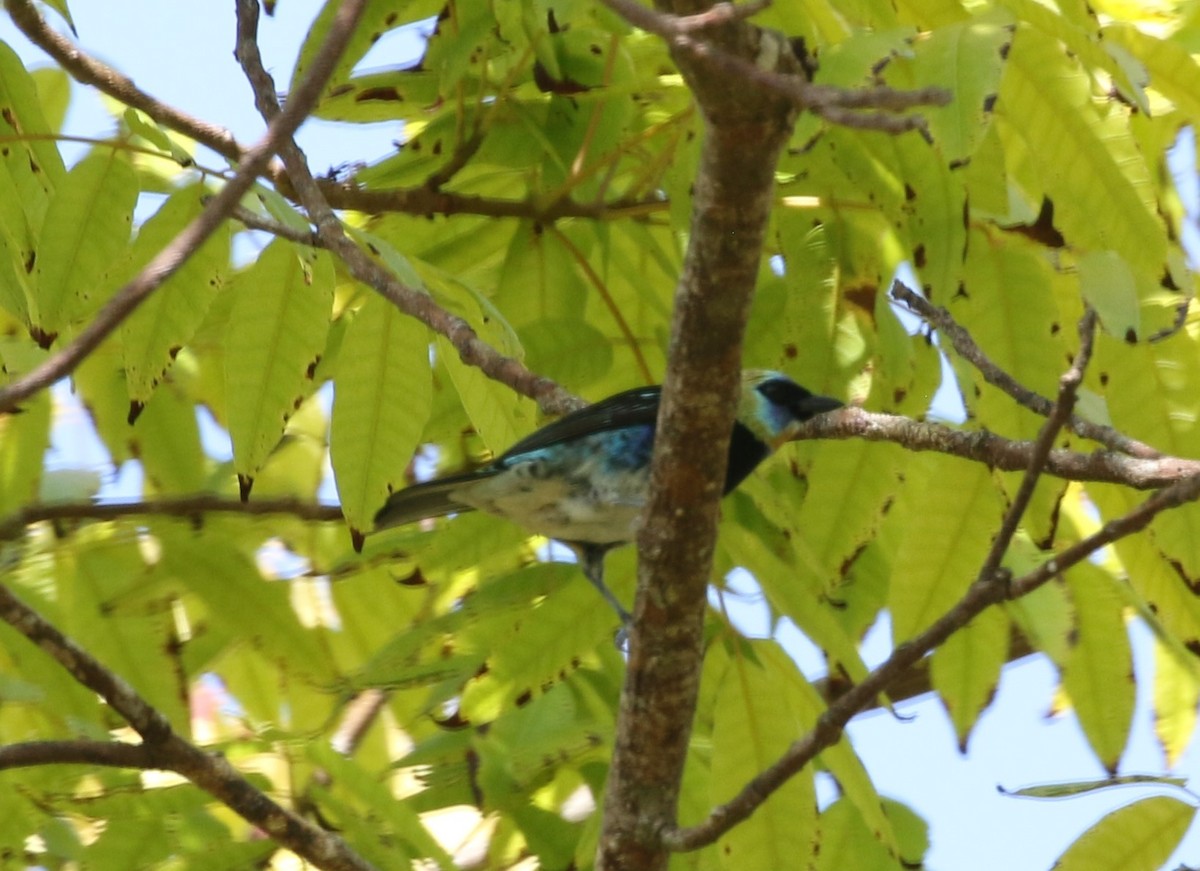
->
[665,468,1200,850]
[595,3,804,868]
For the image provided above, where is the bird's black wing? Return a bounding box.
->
[500,385,662,459]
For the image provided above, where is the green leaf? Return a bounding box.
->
[1104,22,1200,122]
[888,456,1002,641]
[998,27,1165,280]
[330,294,432,530]
[308,742,457,870]
[458,563,620,721]
[29,67,71,135]
[120,184,230,403]
[930,605,1009,749]
[711,641,817,871]
[1006,775,1188,799]
[37,0,76,33]
[436,335,536,453]
[0,41,65,235]
[1077,250,1140,340]
[224,240,333,482]
[59,533,190,730]
[159,528,333,682]
[290,1,438,99]
[1062,564,1135,771]
[792,440,901,592]
[909,13,1010,162]
[0,390,49,516]
[494,221,589,327]
[31,149,137,338]
[1153,640,1200,766]
[132,381,209,494]
[1052,796,1195,871]
[817,797,928,871]
[952,231,1067,441]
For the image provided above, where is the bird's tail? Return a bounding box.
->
[373,470,488,530]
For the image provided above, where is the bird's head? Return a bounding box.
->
[738,370,843,449]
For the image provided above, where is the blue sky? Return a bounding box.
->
[2,3,1198,868]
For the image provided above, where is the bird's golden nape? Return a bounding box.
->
[374,371,842,621]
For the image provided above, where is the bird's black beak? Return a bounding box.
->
[798,394,843,420]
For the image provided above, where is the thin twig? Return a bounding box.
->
[315,183,669,222]
[230,203,321,245]
[795,407,1200,488]
[598,0,949,130]
[890,280,1162,459]
[978,307,1098,577]
[1147,299,1191,343]
[0,739,163,771]
[672,0,771,31]
[0,0,360,413]
[232,0,582,416]
[423,130,484,191]
[0,496,344,543]
[664,467,1200,850]
[4,0,254,168]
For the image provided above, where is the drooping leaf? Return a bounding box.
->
[710,640,818,871]
[31,149,137,339]
[330,294,432,530]
[1062,564,1135,772]
[224,240,333,483]
[120,184,230,404]
[930,605,1010,750]
[888,456,1002,641]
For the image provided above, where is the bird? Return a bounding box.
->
[374,370,843,622]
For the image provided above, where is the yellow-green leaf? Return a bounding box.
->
[436,335,536,453]
[330,294,432,530]
[1062,564,1134,771]
[1052,796,1194,871]
[711,640,817,871]
[889,456,1002,641]
[0,40,64,238]
[910,13,1010,163]
[1152,640,1200,767]
[998,27,1165,280]
[930,605,1010,749]
[120,184,229,403]
[224,240,333,481]
[32,149,136,337]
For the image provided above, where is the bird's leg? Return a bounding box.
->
[573,543,631,625]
